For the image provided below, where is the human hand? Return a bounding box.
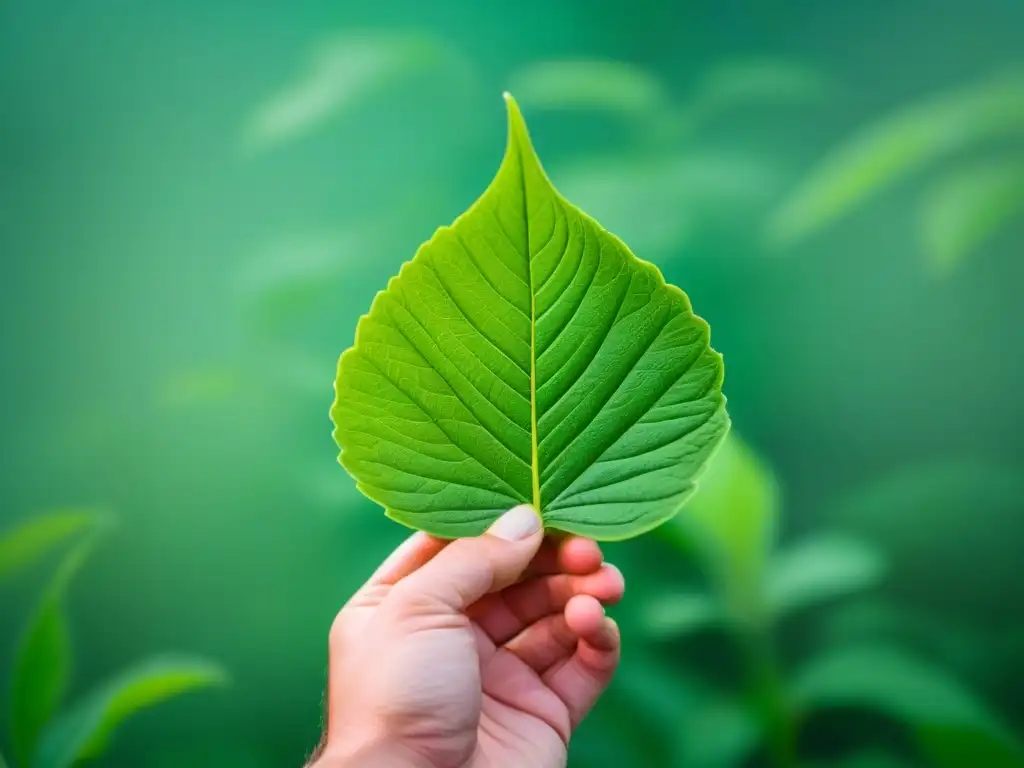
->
[311,504,625,768]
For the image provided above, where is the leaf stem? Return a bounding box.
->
[740,625,798,768]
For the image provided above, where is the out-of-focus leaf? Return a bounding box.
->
[235,231,359,333]
[570,653,698,767]
[685,59,829,128]
[920,159,1024,273]
[554,151,781,257]
[243,32,468,152]
[642,591,724,639]
[794,645,1023,768]
[158,367,240,409]
[35,657,228,768]
[819,600,991,679]
[10,540,93,768]
[0,512,102,584]
[507,59,670,115]
[766,534,885,618]
[829,459,1024,620]
[770,70,1024,246]
[661,432,778,624]
[676,695,761,768]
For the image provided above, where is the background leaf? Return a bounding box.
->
[553,151,783,257]
[641,590,724,639]
[919,158,1024,274]
[0,512,102,585]
[683,59,829,130]
[766,534,885,619]
[769,69,1024,246]
[242,31,469,152]
[505,59,669,115]
[34,657,228,768]
[662,432,778,623]
[9,540,94,768]
[794,645,1023,767]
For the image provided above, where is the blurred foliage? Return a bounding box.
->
[2,1,1023,766]
[770,68,1024,272]
[0,515,225,768]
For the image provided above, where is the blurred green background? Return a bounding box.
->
[2,0,1024,766]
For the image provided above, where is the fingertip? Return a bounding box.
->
[559,536,603,574]
[565,594,605,636]
[601,563,625,602]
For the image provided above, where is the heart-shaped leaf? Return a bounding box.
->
[331,93,728,540]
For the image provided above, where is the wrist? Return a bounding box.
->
[315,737,434,768]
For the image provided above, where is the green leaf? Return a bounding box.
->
[920,159,1024,274]
[330,93,729,540]
[554,151,782,257]
[0,511,102,585]
[506,59,670,115]
[770,69,1024,246]
[242,32,469,153]
[10,540,93,768]
[641,591,724,639]
[766,534,885,619]
[794,645,1023,768]
[684,59,829,129]
[661,433,777,621]
[35,657,227,768]
[676,695,760,768]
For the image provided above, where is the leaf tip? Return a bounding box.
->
[502,90,536,160]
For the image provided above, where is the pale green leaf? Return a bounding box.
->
[0,511,102,584]
[794,645,1023,768]
[506,59,669,115]
[662,433,777,620]
[676,695,760,768]
[158,367,240,409]
[35,657,227,768]
[243,32,467,152]
[554,151,782,256]
[766,534,885,618]
[10,541,93,768]
[235,229,378,335]
[330,94,729,540]
[685,59,828,127]
[920,159,1024,273]
[770,69,1024,246]
[641,591,723,639]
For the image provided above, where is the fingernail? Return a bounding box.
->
[489,504,541,541]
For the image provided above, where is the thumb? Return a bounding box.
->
[391,504,543,612]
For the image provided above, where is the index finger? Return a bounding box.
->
[364,531,450,588]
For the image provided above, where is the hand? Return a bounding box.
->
[312,504,625,768]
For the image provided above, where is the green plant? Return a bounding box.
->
[769,68,1024,272]
[1,513,227,768]
[330,93,729,540]
[637,433,1023,767]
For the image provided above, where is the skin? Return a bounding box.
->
[310,504,626,768]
